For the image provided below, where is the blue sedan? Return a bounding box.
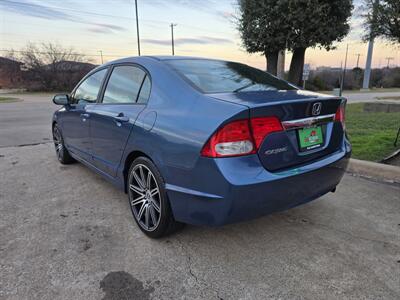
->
[52,56,351,238]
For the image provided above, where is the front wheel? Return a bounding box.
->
[53,124,75,164]
[127,157,183,238]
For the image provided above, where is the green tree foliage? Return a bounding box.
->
[364,0,400,43]
[237,0,289,75]
[285,0,353,85]
[237,0,353,85]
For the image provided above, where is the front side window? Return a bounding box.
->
[165,59,296,93]
[103,66,146,104]
[73,68,107,104]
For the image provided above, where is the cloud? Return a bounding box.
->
[0,0,71,20]
[0,0,127,34]
[142,36,234,46]
[92,23,127,32]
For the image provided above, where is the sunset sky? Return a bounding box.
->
[1,0,399,70]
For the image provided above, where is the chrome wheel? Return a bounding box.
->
[53,126,63,160]
[128,164,161,231]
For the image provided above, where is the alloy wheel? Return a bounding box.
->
[53,126,63,160]
[128,164,161,231]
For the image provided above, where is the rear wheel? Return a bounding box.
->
[128,157,183,238]
[53,124,75,164]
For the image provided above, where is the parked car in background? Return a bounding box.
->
[52,56,351,238]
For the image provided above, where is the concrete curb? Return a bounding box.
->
[347,158,400,184]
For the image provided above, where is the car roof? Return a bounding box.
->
[103,55,225,66]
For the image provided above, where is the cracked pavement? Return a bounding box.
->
[0,93,400,299]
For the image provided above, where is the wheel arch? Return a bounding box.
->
[123,150,153,193]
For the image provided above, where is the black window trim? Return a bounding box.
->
[97,62,152,106]
[70,66,110,105]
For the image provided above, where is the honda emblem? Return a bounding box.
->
[312,102,322,116]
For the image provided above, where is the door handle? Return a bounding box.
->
[113,114,129,123]
[80,113,90,118]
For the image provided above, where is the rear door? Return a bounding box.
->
[62,68,108,162]
[88,64,151,176]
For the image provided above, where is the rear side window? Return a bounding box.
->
[103,66,146,104]
[73,68,107,104]
[165,59,295,93]
[137,76,151,104]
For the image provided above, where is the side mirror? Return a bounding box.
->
[53,94,70,105]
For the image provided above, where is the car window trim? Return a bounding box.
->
[70,66,110,105]
[97,62,152,106]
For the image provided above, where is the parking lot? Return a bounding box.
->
[1,93,400,299]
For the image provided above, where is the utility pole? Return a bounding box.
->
[340,44,349,96]
[134,0,141,56]
[99,50,104,64]
[362,0,379,90]
[170,23,177,55]
[355,53,362,68]
[385,57,394,68]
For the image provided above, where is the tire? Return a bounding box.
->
[52,124,75,164]
[127,157,183,238]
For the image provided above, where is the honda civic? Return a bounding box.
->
[52,56,351,238]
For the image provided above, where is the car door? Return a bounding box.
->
[62,68,108,162]
[88,64,151,176]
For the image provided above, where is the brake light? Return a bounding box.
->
[334,102,346,130]
[250,117,283,148]
[201,120,255,157]
[201,116,283,158]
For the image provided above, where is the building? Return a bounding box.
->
[0,57,24,89]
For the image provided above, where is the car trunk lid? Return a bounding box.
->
[208,90,345,172]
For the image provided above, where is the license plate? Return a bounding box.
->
[298,126,323,151]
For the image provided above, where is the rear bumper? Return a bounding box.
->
[166,141,351,226]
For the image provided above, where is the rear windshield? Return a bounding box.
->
[165,59,296,93]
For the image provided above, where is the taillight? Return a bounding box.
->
[201,120,255,157]
[335,102,346,130]
[201,116,283,158]
[250,117,283,148]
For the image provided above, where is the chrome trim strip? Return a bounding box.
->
[281,114,335,130]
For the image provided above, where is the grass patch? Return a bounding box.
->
[0,96,21,103]
[346,103,400,161]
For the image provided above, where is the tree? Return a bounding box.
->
[237,1,353,85]
[237,0,289,75]
[285,0,353,85]
[364,0,400,43]
[15,43,94,90]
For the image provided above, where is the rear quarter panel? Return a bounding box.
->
[120,58,248,186]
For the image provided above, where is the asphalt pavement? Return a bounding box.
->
[0,143,399,299]
[0,91,399,299]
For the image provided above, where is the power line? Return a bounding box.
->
[0,49,127,58]
[0,0,229,35]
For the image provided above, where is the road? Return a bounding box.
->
[343,91,400,103]
[0,143,399,299]
[0,93,56,147]
[0,92,399,299]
